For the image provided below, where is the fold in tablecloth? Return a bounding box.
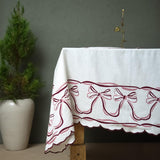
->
[45,48,160,153]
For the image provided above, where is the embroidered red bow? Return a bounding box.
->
[114,88,137,103]
[53,89,70,110]
[87,86,112,100]
[130,91,160,121]
[52,89,71,129]
[111,88,137,117]
[69,85,79,96]
[146,91,160,104]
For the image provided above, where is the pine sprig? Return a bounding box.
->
[0,1,43,100]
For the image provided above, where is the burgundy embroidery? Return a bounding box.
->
[46,125,74,145]
[46,79,160,153]
[146,91,160,105]
[52,89,71,129]
[130,91,160,121]
[51,79,160,124]
[69,86,79,96]
[113,88,146,121]
[87,86,112,115]
[73,115,160,128]
[47,114,55,136]
[113,88,137,117]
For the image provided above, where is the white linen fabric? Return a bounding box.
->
[45,47,160,153]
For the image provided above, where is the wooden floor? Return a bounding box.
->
[0,144,69,160]
[0,143,160,160]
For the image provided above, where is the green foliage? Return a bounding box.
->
[0,1,43,100]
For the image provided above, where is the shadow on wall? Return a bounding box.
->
[86,143,160,160]
[85,127,160,143]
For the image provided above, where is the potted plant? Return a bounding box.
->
[0,1,42,150]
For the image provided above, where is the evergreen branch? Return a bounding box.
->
[0,1,43,100]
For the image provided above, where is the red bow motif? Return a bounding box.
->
[69,85,79,96]
[47,114,56,137]
[53,89,70,111]
[85,86,112,114]
[113,88,138,118]
[142,91,160,120]
[48,114,54,126]
[146,91,160,105]
[52,89,71,129]
[131,91,160,121]
[114,88,137,103]
[88,86,112,100]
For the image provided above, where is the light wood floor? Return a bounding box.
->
[0,143,160,160]
[0,144,70,160]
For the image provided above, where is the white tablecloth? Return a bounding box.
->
[45,47,160,153]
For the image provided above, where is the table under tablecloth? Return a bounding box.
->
[45,47,160,153]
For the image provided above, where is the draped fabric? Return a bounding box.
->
[45,48,160,153]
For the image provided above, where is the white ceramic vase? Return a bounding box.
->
[0,99,34,151]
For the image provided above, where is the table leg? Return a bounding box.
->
[70,123,86,160]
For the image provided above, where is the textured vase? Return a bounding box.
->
[0,99,34,151]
